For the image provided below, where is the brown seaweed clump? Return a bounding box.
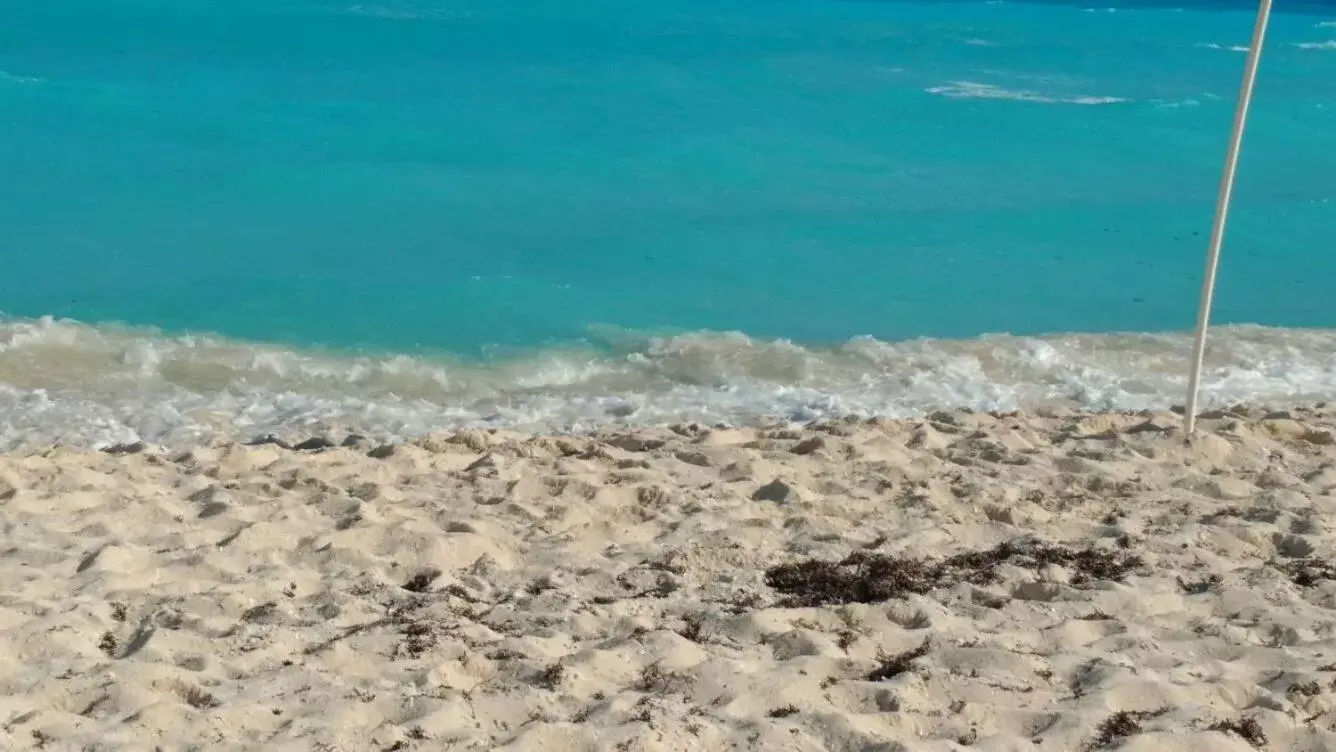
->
[1208,717,1267,748]
[765,539,1143,607]
[1086,709,1169,750]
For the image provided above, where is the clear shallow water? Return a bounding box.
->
[2,0,1336,447]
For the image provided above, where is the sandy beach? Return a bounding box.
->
[3,405,1336,750]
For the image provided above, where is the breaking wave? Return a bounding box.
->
[925,81,1130,104]
[2,316,1335,450]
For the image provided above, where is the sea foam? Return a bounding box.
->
[2,316,1334,450]
[925,81,1129,104]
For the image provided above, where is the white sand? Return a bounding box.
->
[3,406,1336,750]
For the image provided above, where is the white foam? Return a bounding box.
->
[926,81,1128,105]
[1196,43,1250,53]
[1154,98,1200,108]
[343,4,474,20]
[345,4,426,19]
[0,70,43,85]
[2,316,1335,451]
[1295,41,1336,50]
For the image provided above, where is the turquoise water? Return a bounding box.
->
[2,0,1336,447]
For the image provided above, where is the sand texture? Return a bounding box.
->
[4,406,1336,750]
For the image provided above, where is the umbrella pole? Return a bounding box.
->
[1184,0,1275,436]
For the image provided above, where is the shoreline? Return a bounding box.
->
[2,405,1336,749]
[10,400,1330,456]
[6,314,1336,451]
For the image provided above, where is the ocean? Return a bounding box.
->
[2,0,1335,449]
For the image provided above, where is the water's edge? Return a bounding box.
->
[2,315,1333,450]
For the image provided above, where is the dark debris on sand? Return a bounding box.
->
[1275,558,1336,588]
[1209,716,1267,748]
[866,638,931,682]
[401,568,442,593]
[765,539,1143,608]
[1086,708,1169,750]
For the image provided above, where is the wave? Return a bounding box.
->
[1196,43,1250,52]
[2,316,1335,450]
[343,4,475,20]
[1295,40,1336,50]
[925,81,1129,104]
[1154,98,1201,108]
[0,70,43,85]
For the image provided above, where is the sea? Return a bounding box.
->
[3,0,1336,450]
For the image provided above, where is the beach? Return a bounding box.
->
[5,0,1336,749]
[2,405,1335,750]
